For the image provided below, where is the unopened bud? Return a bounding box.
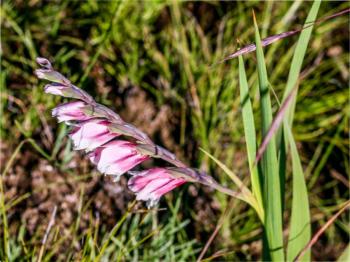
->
[44,83,82,100]
[36,57,53,70]
[35,69,71,86]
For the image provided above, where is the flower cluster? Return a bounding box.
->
[35,57,236,208]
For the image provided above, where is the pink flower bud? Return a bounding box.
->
[35,69,71,85]
[128,168,186,207]
[89,140,149,179]
[44,83,69,96]
[44,83,91,101]
[52,101,93,123]
[69,119,118,151]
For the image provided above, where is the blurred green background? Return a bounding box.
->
[1,0,349,261]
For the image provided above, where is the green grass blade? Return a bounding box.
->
[253,12,284,261]
[199,148,248,194]
[280,1,321,261]
[255,86,297,165]
[278,132,287,214]
[238,55,264,219]
[281,0,322,126]
[284,121,311,261]
[200,148,263,221]
[95,201,135,261]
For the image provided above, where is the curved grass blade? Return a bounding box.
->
[238,55,264,219]
[253,11,284,261]
[199,148,263,221]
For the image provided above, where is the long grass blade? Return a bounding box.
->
[238,55,264,218]
[253,11,284,261]
[284,121,311,261]
[284,1,322,261]
[281,0,322,126]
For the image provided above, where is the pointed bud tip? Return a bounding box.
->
[36,57,52,69]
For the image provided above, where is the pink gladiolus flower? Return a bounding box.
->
[70,119,118,151]
[36,57,240,209]
[52,101,92,123]
[89,140,149,180]
[128,168,186,207]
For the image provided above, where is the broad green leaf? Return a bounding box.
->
[253,12,284,261]
[238,55,264,220]
[284,122,311,262]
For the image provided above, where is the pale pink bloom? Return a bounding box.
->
[128,168,186,207]
[89,140,149,179]
[52,101,92,123]
[69,119,118,151]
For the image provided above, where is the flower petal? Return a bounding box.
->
[89,140,149,178]
[52,101,93,122]
[69,120,118,151]
[128,168,167,192]
[128,168,186,208]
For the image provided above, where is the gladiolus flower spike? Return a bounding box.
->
[35,57,239,208]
